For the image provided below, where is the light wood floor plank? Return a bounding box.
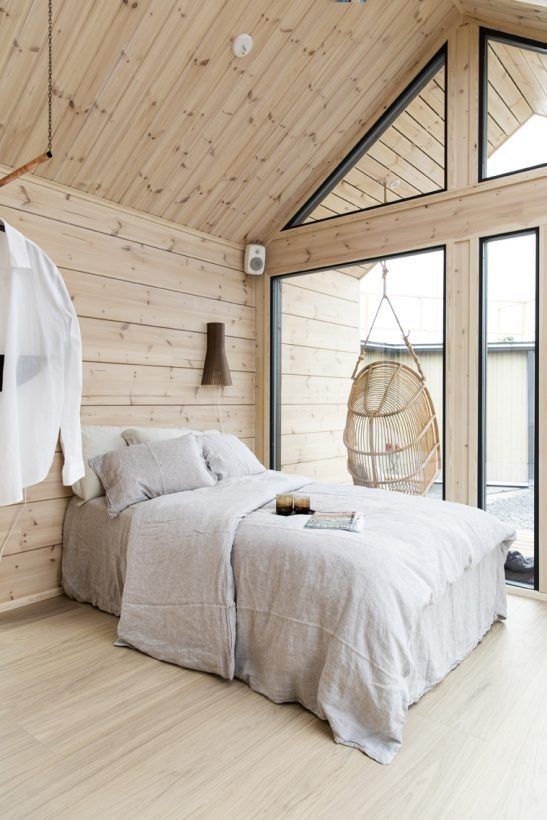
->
[0,595,545,819]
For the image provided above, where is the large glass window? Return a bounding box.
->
[271,247,445,499]
[359,249,445,497]
[286,48,446,227]
[479,231,538,589]
[480,30,547,180]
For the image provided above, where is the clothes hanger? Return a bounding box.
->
[0,151,53,189]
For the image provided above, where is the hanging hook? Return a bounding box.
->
[381,259,388,298]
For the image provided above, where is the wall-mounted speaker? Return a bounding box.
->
[244,243,266,275]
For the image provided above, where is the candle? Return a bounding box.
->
[276,493,293,516]
[293,494,311,514]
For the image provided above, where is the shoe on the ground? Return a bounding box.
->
[505,550,534,573]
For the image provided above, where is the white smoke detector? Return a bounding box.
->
[233,34,253,58]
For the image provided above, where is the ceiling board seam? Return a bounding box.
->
[206,0,416,238]
[113,0,265,209]
[0,0,64,162]
[140,0,331,225]
[31,0,150,179]
[80,1,233,202]
[56,0,182,190]
[49,0,156,183]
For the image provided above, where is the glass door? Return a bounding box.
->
[479,230,539,589]
[270,246,445,497]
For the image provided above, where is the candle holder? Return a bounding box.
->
[293,495,311,514]
[276,494,294,516]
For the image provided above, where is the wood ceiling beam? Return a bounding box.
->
[266,166,547,276]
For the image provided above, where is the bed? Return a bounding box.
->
[62,468,514,765]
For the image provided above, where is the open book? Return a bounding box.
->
[304,511,365,533]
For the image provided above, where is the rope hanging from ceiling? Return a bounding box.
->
[343,261,441,496]
[0,0,53,188]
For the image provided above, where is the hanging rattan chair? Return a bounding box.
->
[344,263,441,496]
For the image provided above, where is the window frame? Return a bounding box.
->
[477,227,540,591]
[270,245,447,500]
[479,28,547,183]
[283,45,448,230]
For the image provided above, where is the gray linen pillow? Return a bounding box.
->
[200,433,265,480]
[89,434,215,517]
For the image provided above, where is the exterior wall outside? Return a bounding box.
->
[486,349,532,484]
[363,348,445,484]
[367,348,532,486]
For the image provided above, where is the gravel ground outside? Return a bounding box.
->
[486,486,534,530]
[427,483,533,530]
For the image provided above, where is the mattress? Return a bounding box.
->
[62,496,128,616]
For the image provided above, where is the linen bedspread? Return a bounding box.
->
[116,471,515,763]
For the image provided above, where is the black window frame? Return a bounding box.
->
[270,245,447,501]
[478,227,540,591]
[479,27,547,183]
[284,45,448,230]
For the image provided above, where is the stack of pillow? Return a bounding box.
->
[72,426,265,517]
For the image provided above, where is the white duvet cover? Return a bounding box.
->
[116,471,514,763]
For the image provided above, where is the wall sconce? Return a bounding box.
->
[201,323,232,386]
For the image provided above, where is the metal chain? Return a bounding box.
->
[47,0,53,155]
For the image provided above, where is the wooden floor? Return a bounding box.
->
[0,595,546,820]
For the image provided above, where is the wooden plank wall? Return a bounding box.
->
[280,271,360,482]
[0,173,250,610]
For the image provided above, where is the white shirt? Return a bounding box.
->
[0,219,85,506]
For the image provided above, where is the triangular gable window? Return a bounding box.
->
[286,47,446,227]
[480,29,547,180]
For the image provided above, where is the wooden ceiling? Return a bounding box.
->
[0,0,459,242]
[0,0,544,243]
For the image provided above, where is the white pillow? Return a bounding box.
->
[200,433,265,480]
[72,426,128,503]
[122,426,195,446]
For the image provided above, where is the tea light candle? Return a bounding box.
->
[293,494,310,514]
[276,493,293,516]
